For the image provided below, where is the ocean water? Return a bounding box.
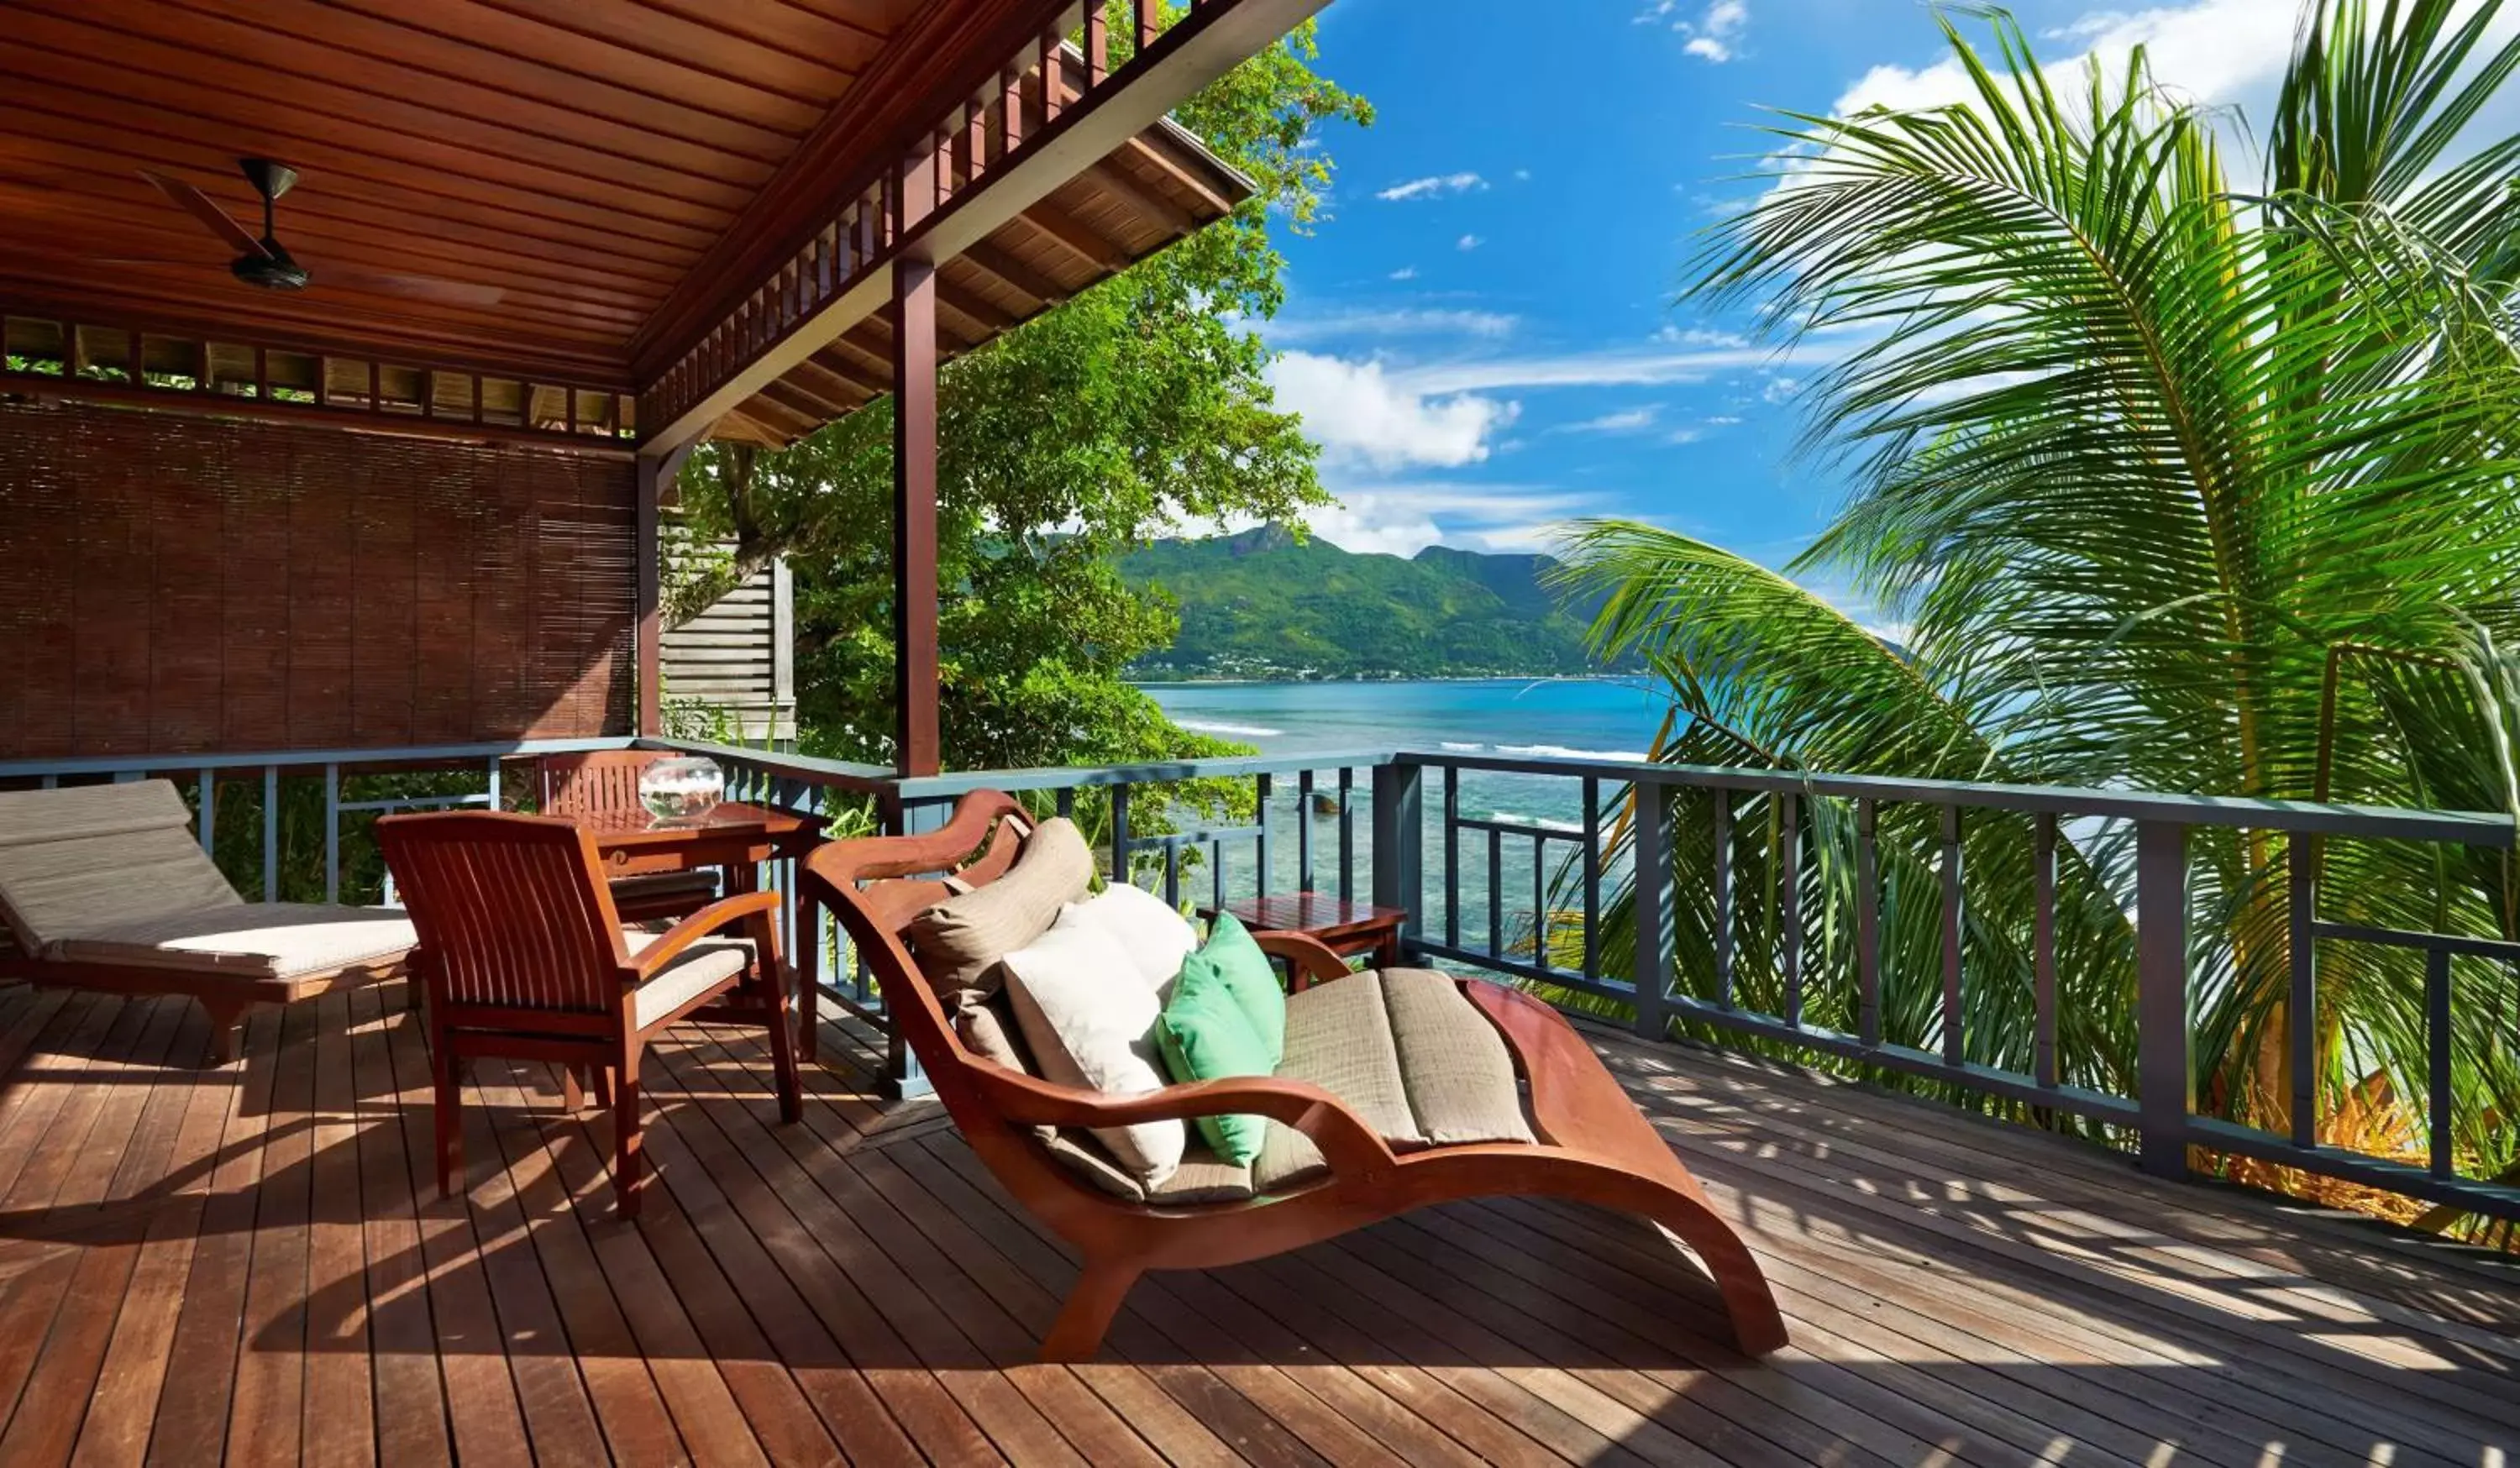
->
[1140,678,1677,953]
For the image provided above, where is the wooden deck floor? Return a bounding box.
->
[0,980,2511,1468]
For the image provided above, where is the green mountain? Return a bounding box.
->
[1118,526,1630,679]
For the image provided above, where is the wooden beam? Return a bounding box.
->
[785,355,877,409]
[893,251,942,779]
[961,239,1066,307]
[746,380,836,433]
[1021,197,1132,273]
[937,280,1017,336]
[810,345,890,396]
[1089,155,1200,237]
[1121,134,1236,217]
[635,0,1314,455]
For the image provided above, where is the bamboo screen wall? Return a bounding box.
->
[0,399,635,758]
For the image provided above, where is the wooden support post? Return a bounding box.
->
[634,444,691,736]
[892,149,942,778]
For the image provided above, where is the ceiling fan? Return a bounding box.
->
[30,157,506,309]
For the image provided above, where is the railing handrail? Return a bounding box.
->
[1397,748,2519,847]
[891,748,1397,800]
[633,736,900,795]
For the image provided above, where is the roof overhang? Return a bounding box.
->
[0,0,1320,455]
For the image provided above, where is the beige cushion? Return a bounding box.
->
[910,815,1092,1004]
[624,928,752,1029]
[1061,883,1197,989]
[48,902,413,980]
[1253,967,1533,1193]
[1045,1133,1255,1205]
[0,780,241,952]
[1382,967,1536,1146]
[1000,907,1184,1184]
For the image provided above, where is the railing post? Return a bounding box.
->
[885,797,940,1101]
[1371,761,1422,953]
[1631,777,1672,1041]
[2135,819,2191,1179]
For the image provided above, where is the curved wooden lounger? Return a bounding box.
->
[803,790,1787,1363]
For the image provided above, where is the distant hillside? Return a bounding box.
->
[1118,526,1632,680]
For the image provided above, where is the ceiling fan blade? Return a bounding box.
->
[138,170,265,258]
[310,263,504,307]
[78,254,221,266]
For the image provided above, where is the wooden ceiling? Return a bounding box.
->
[0,0,1247,424]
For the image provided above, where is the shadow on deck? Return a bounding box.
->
[0,978,2511,1466]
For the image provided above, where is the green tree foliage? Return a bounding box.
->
[674,4,1366,777]
[1556,0,2520,1205]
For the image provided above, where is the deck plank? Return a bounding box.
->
[0,983,2512,1466]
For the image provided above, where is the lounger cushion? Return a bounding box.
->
[1252,967,1535,1193]
[623,929,752,1029]
[607,870,720,908]
[1000,907,1184,1183]
[0,780,242,953]
[911,815,1092,1004]
[1045,1133,1255,1205]
[1062,882,1198,990]
[48,903,413,980]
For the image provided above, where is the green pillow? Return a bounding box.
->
[1152,914,1289,1164]
[1189,912,1286,1063]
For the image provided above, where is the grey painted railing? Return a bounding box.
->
[8,733,2513,1221]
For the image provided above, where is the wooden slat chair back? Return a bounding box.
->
[379,810,803,1215]
[804,790,1789,1363]
[534,749,720,921]
[383,813,628,1013]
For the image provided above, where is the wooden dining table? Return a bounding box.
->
[575,800,815,895]
[574,800,822,1050]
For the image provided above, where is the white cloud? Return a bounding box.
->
[1388,265,1418,280]
[1511,168,1532,182]
[1678,0,1749,61]
[1666,427,1705,444]
[1762,375,1803,403]
[1559,406,1661,433]
[1315,485,1599,557]
[1835,0,2297,117]
[1376,171,1487,202]
[1267,307,1519,344]
[1219,484,1600,558]
[1654,325,1751,347]
[1266,352,1520,470]
[1457,233,1483,251]
[1399,338,1848,394]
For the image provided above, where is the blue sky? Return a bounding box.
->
[1246,0,2335,595]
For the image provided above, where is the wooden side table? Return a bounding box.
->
[1208,892,1409,970]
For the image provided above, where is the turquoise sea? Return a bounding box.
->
[1140,678,1676,952]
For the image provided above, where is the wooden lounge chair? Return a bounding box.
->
[803,789,1788,1362]
[0,779,413,1063]
[537,749,723,922]
[375,810,804,1217]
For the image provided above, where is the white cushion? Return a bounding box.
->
[623,928,753,1030]
[1062,883,1198,993]
[1000,907,1184,1184]
[47,903,412,979]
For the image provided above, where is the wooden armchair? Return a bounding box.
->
[535,749,722,921]
[801,789,1787,1362]
[377,810,802,1217]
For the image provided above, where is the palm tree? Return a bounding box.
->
[1553,0,2520,1199]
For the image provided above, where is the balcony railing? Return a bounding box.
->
[6,733,2514,1226]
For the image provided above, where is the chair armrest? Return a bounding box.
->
[626,889,784,979]
[1251,930,1352,993]
[966,1063,1397,1178]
